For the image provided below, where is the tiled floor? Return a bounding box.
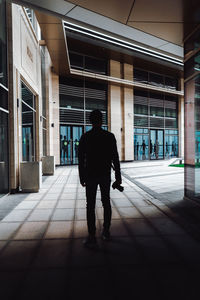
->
[0,164,200,299]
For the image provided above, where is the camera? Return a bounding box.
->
[112,181,124,192]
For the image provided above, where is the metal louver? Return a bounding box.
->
[60,109,84,124]
[134,116,148,127]
[150,117,164,128]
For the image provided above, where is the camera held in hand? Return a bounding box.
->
[112,181,124,192]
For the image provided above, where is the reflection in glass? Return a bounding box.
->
[0,110,9,193]
[21,83,35,162]
[60,125,83,165]
[150,130,164,159]
[165,135,178,158]
[0,0,7,87]
[134,134,149,160]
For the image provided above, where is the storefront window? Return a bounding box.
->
[21,82,36,162]
[0,109,9,193]
[0,0,7,87]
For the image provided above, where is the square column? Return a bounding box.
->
[108,60,122,160]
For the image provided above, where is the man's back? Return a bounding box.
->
[78,127,121,181]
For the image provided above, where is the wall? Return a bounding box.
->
[10,4,55,191]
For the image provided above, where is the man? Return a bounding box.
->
[78,110,121,247]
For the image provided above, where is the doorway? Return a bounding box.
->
[150,129,164,160]
[60,125,83,165]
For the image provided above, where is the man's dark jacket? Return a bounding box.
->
[78,127,121,184]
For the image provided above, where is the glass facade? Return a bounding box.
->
[134,89,179,160]
[0,0,8,194]
[21,82,36,162]
[134,68,178,91]
[59,77,108,165]
[69,52,107,75]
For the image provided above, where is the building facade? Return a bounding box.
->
[1,2,184,195]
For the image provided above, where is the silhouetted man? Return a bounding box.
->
[78,110,121,247]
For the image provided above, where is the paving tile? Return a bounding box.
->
[75,208,86,220]
[111,198,133,207]
[45,221,73,239]
[138,206,166,218]
[104,237,141,265]
[117,207,143,218]
[70,238,105,267]
[0,240,39,270]
[109,220,129,237]
[148,218,187,235]
[73,220,88,238]
[76,200,86,208]
[14,222,48,240]
[25,194,43,201]
[56,200,75,208]
[51,208,74,221]
[125,219,157,236]
[135,236,179,263]
[15,201,39,210]
[0,222,21,240]
[60,193,76,200]
[33,239,70,268]
[37,201,57,209]
[2,210,31,222]
[43,194,60,201]
[165,235,200,263]
[27,209,53,221]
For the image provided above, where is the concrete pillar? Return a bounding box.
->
[178,78,184,158]
[108,60,122,160]
[123,63,134,161]
[49,71,60,165]
[184,79,195,198]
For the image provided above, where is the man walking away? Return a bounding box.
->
[78,110,122,247]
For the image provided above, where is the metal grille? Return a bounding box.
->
[149,98,164,108]
[134,116,148,127]
[165,118,177,128]
[59,84,84,97]
[85,88,106,100]
[150,117,164,128]
[60,109,84,124]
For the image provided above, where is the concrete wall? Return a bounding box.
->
[10,4,55,191]
[108,60,134,161]
[178,78,184,158]
[109,60,122,160]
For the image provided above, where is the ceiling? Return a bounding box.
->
[10,0,200,59]
[67,0,184,46]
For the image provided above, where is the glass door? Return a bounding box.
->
[72,126,83,164]
[134,134,149,160]
[150,129,164,160]
[60,125,83,165]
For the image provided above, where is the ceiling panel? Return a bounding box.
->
[23,0,75,15]
[129,0,183,22]
[65,0,134,23]
[128,22,183,46]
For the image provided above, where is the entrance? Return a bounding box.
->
[60,125,83,165]
[150,129,164,160]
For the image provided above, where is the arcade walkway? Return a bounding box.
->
[0,163,200,300]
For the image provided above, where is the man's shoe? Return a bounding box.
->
[83,235,97,248]
[101,230,110,241]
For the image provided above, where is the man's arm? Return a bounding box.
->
[111,135,122,184]
[78,135,86,186]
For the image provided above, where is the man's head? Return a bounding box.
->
[89,109,102,127]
